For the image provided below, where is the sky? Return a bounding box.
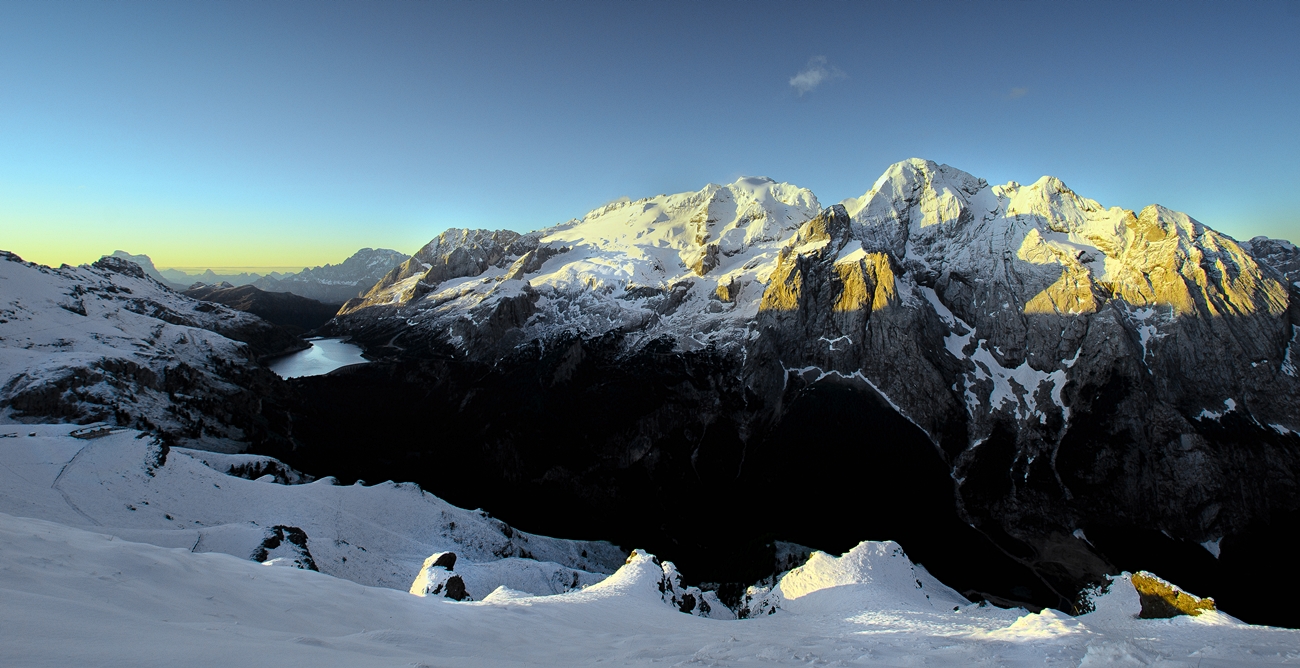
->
[2,0,1298,270]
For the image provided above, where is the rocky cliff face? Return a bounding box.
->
[253,248,409,304]
[308,160,1300,624]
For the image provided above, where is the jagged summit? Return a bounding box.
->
[1243,235,1300,284]
[108,250,189,290]
[338,174,821,325]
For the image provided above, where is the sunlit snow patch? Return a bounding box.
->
[974,608,1088,641]
[773,540,967,615]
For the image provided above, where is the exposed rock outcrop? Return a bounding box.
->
[253,525,318,571]
[107,251,189,290]
[1131,571,1217,618]
[1242,236,1300,284]
[410,551,471,601]
[339,230,537,316]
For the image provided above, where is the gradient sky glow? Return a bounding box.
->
[3,0,1298,270]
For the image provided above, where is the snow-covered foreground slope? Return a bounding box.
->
[0,424,624,596]
[4,511,1298,667]
[3,424,1298,665]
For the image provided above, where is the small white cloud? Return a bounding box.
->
[1008,87,1028,99]
[789,56,845,96]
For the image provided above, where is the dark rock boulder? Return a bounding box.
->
[252,525,318,571]
[410,551,471,601]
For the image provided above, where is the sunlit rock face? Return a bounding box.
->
[308,159,1300,623]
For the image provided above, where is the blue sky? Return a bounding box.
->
[2,0,1298,268]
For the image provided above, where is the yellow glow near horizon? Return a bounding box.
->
[4,230,391,271]
[0,201,429,271]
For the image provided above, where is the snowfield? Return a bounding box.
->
[2,425,1299,666]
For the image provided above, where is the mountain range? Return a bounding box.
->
[252,247,409,304]
[0,253,298,452]
[4,158,1300,627]
[111,248,409,304]
[289,158,1300,623]
[183,282,341,335]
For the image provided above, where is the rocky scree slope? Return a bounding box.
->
[313,160,1300,624]
[0,252,298,452]
[254,247,409,305]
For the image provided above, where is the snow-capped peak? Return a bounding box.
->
[538,176,819,278]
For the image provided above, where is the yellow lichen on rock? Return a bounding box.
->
[1131,571,1216,619]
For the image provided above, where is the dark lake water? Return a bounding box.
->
[267,338,368,379]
